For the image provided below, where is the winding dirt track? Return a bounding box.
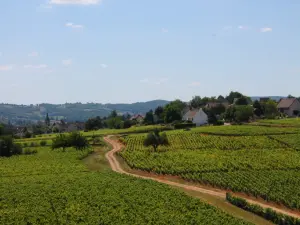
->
[104,136,300,219]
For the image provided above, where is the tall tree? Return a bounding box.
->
[235,96,249,105]
[190,96,203,108]
[264,100,278,119]
[226,91,243,104]
[144,110,154,125]
[253,100,263,117]
[45,113,50,126]
[154,106,164,118]
[163,100,186,123]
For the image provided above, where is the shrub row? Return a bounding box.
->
[174,123,196,129]
[226,193,300,225]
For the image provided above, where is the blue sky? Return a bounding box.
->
[0,0,299,104]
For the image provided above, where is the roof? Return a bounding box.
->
[277,98,297,109]
[130,114,144,120]
[185,110,197,118]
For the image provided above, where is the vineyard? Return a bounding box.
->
[120,128,300,210]
[0,146,249,224]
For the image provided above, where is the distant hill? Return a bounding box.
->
[250,96,284,102]
[0,100,169,124]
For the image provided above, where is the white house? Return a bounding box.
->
[182,108,208,126]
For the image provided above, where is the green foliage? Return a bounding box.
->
[40,140,47,146]
[0,136,22,157]
[144,110,154,125]
[264,100,278,119]
[190,96,203,108]
[45,113,50,126]
[85,116,103,131]
[163,100,186,123]
[154,106,164,118]
[52,132,89,151]
[0,147,248,225]
[121,128,300,210]
[143,130,169,151]
[226,91,244,104]
[52,134,69,151]
[106,116,123,129]
[223,106,253,123]
[226,193,300,225]
[235,96,250,105]
[234,105,254,122]
[23,148,38,155]
[174,122,196,129]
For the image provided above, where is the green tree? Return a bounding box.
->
[68,132,90,150]
[144,110,154,124]
[45,113,50,126]
[52,134,69,151]
[109,110,118,118]
[253,100,263,117]
[143,130,169,152]
[190,96,203,108]
[235,96,249,105]
[106,117,122,129]
[234,105,253,122]
[154,106,164,118]
[85,116,103,131]
[163,100,186,123]
[0,136,22,157]
[264,100,278,119]
[226,91,243,104]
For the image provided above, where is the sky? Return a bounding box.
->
[0,0,300,104]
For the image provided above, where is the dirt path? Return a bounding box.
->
[104,136,300,219]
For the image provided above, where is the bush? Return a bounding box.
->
[0,136,23,157]
[23,143,28,147]
[214,120,224,126]
[30,142,36,147]
[174,123,196,129]
[40,140,47,146]
[23,148,38,155]
[226,193,300,225]
[52,132,89,151]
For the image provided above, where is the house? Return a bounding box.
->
[277,98,300,117]
[130,114,144,123]
[182,108,208,126]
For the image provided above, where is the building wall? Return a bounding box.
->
[288,100,300,116]
[193,110,208,126]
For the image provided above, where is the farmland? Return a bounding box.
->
[120,127,300,210]
[257,118,300,127]
[0,146,249,224]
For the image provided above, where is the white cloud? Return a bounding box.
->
[49,0,101,5]
[260,27,272,33]
[28,52,39,57]
[161,28,169,33]
[100,64,108,69]
[66,22,84,29]
[24,64,48,69]
[188,82,201,87]
[62,59,72,66]
[0,65,14,71]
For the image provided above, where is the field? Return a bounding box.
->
[256,118,300,127]
[120,128,300,210]
[0,146,249,224]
